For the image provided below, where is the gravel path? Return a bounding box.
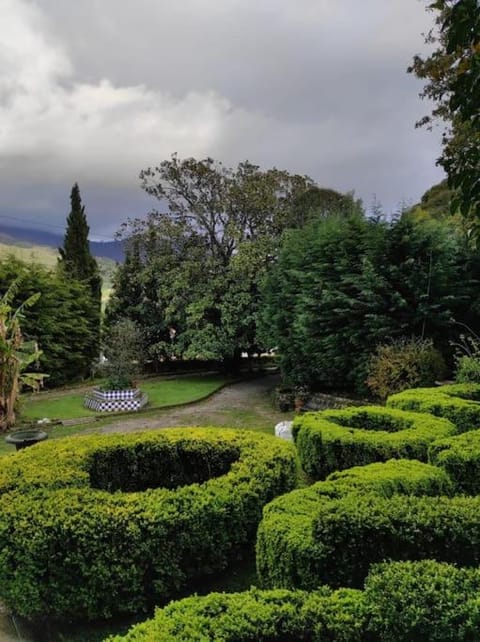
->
[100,373,283,434]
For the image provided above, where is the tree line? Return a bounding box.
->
[0,184,101,388]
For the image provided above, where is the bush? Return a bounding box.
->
[387,383,480,432]
[365,560,480,641]
[453,332,480,384]
[430,429,480,494]
[256,459,452,591]
[0,429,296,621]
[107,587,366,642]
[100,319,144,390]
[366,337,446,401]
[455,355,480,384]
[292,406,455,479]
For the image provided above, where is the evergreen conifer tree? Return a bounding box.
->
[58,183,102,371]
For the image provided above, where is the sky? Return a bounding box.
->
[0,0,445,240]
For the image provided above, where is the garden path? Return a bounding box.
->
[100,373,285,434]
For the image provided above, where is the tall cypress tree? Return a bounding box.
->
[59,183,102,371]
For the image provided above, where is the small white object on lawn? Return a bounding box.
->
[275,420,293,441]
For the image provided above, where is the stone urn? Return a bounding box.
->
[6,429,48,451]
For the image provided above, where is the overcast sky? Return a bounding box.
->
[0,0,444,240]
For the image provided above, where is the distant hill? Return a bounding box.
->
[0,225,120,303]
[0,223,124,262]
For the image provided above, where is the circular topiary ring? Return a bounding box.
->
[0,428,296,621]
[292,405,456,479]
[387,383,480,433]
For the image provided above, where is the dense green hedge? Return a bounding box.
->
[387,383,480,433]
[292,406,455,479]
[0,429,296,621]
[108,560,480,641]
[256,459,452,591]
[430,429,480,494]
[307,493,480,588]
[107,587,366,642]
[364,560,480,641]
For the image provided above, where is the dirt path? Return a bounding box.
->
[100,373,286,434]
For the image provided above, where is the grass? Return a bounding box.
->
[20,375,229,421]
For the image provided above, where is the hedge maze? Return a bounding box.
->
[4,383,480,639]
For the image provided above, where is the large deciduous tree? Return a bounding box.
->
[109,156,352,368]
[138,155,315,264]
[58,183,102,367]
[409,0,480,218]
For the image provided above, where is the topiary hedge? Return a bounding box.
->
[0,429,297,621]
[107,560,480,641]
[430,429,480,494]
[106,587,366,642]
[387,383,480,433]
[292,406,455,479]
[256,459,453,591]
[364,560,480,641]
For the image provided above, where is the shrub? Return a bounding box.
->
[387,383,480,432]
[453,331,480,384]
[365,560,480,641]
[430,429,480,494]
[366,337,446,401]
[0,429,296,621]
[106,587,366,642]
[455,355,480,384]
[100,319,144,390]
[292,406,455,479]
[256,459,452,591]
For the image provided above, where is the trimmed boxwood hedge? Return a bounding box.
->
[108,560,480,641]
[256,459,453,591]
[292,406,455,479]
[0,428,296,621]
[106,587,366,642]
[364,560,480,641]
[430,429,480,494]
[387,383,480,433]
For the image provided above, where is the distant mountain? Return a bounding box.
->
[0,224,124,262]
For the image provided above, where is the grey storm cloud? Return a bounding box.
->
[0,0,444,238]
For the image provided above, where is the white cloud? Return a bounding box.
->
[0,0,443,236]
[0,0,264,187]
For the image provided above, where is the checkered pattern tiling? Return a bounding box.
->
[84,388,148,412]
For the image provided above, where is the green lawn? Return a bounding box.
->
[20,375,229,421]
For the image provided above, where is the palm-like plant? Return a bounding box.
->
[0,281,46,431]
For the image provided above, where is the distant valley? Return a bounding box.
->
[0,223,124,262]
